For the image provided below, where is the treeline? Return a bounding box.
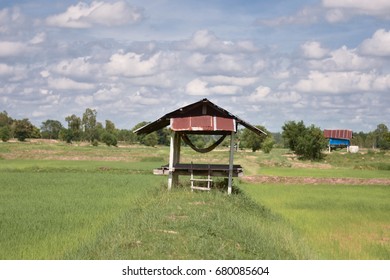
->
[0,109,389,154]
[0,109,170,147]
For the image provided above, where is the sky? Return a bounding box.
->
[0,0,389,132]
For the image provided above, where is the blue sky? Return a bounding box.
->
[1,0,389,132]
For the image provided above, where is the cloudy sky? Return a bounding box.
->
[1,0,389,132]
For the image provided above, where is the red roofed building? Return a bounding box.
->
[323,129,352,152]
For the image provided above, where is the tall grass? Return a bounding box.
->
[69,186,314,260]
[241,183,390,259]
[0,172,164,259]
[0,170,313,259]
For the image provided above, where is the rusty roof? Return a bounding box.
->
[134,98,266,136]
[323,129,352,140]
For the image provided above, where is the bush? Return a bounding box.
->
[261,137,275,154]
[0,126,10,142]
[102,132,117,146]
[92,139,99,146]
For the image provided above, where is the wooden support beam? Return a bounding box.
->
[168,133,175,190]
[228,131,235,195]
[168,132,181,190]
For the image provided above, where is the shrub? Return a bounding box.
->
[0,126,10,142]
[102,132,117,146]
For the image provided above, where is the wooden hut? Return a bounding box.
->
[134,98,266,194]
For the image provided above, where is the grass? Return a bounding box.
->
[241,183,390,259]
[69,186,314,259]
[0,141,389,259]
[259,167,390,179]
[0,172,164,259]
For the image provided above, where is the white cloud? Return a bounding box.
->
[324,8,347,23]
[301,41,329,59]
[185,78,241,96]
[51,57,99,79]
[75,95,94,106]
[323,0,390,21]
[247,86,301,104]
[47,77,95,90]
[294,71,390,94]
[0,63,27,81]
[183,30,258,53]
[93,87,121,101]
[308,46,379,71]
[29,32,46,45]
[257,6,319,26]
[248,86,271,102]
[105,51,176,77]
[204,75,258,87]
[359,29,390,56]
[0,7,24,34]
[0,41,29,57]
[46,1,144,28]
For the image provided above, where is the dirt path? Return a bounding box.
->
[242,175,390,185]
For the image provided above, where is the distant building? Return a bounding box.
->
[323,129,352,152]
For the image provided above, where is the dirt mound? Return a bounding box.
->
[242,175,390,185]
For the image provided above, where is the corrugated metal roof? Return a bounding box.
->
[134,98,266,136]
[171,116,236,132]
[323,129,352,140]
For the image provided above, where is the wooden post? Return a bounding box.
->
[228,131,235,195]
[168,133,175,190]
[168,132,181,190]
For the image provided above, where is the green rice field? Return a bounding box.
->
[0,141,389,259]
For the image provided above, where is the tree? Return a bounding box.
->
[117,129,136,144]
[65,114,82,141]
[0,111,12,127]
[0,111,12,142]
[239,125,272,153]
[142,132,158,147]
[14,119,34,141]
[282,120,307,151]
[156,128,170,146]
[374,123,390,150]
[41,120,63,139]
[0,126,10,142]
[282,121,327,160]
[82,108,98,142]
[101,132,118,146]
[105,120,116,134]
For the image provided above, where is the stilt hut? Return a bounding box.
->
[134,98,266,194]
[324,129,353,152]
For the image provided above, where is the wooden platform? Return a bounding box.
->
[153,163,243,177]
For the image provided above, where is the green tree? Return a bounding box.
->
[65,114,82,141]
[0,111,12,127]
[142,132,158,147]
[156,128,170,146]
[41,120,63,139]
[0,111,13,141]
[374,123,390,150]
[239,125,271,152]
[82,108,98,142]
[105,120,116,134]
[282,121,327,160]
[295,125,327,160]
[14,119,34,141]
[0,126,10,142]
[102,132,118,146]
[117,129,136,144]
[282,120,306,151]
